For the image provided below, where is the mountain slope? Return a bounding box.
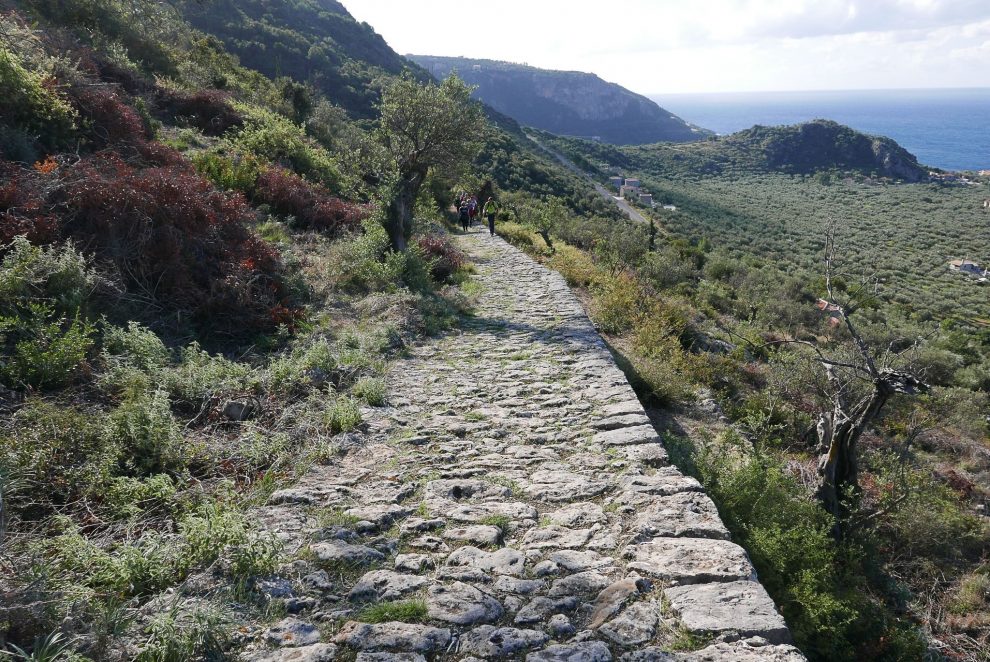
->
[176,0,428,117]
[409,55,709,146]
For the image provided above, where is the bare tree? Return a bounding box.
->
[808,221,928,525]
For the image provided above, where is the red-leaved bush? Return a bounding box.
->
[159,89,243,137]
[417,234,466,283]
[2,153,298,337]
[254,167,369,236]
[68,86,146,146]
[1,163,60,244]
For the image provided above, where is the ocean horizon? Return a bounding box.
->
[652,87,990,172]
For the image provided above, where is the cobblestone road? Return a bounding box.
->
[243,231,804,661]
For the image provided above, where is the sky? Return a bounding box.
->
[344,0,990,96]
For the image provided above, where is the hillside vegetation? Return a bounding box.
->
[410,55,710,145]
[499,126,990,660]
[1,0,988,660]
[0,0,606,657]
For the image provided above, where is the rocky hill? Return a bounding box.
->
[727,120,928,182]
[409,56,710,145]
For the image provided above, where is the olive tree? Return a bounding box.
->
[376,74,485,251]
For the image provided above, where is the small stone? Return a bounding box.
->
[591,413,651,431]
[356,654,427,662]
[264,618,321,647]
[548,571,611,598]
[406,536,450,553]
[522,526,593,550]
[532,560,560,577]
[617,470,702,497]
[447,546,526,576]
[458,625,550,657]
[526,641,613,662]
[394,554,433,573]
[676,637,805,661]
[301,571,334,592]
[257,577,295,600]
[242,643,338,661]
[549,550,613,573]
[522,470,610,502]
[426,582,504,625]
[514,597,578,625]
[312,541,385,567]
[285,597,318,614]
[588,578,651,629]
[548,614,576,638]
[493,576,545,594]
[548,503,607,527]
[344,505,410,531]
[593,425,659,447]
[443,525,502,547]
[598,601,658,647]
[334,621,451,653]
[399,518,445,536]
[347,571,430,602]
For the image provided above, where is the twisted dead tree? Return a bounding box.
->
[809,222,928,525]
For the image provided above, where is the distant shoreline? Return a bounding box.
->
[651,88,990,172]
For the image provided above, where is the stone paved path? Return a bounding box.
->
[243,232,804,661]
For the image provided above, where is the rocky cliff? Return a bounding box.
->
[409,56,710,145]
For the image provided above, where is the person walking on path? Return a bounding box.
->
[468,195,478,227]
[482,196,500,236]
[458,200,471,232]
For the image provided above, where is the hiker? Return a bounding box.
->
[482,196,500,236]
[468,195,478,227]
[458,201,471,232]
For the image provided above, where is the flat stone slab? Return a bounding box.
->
[347,570,431,602]
[631,492,730,540]
[663,581,791,644]
[593,424,660,447]
[674,637,805,661]
[617,444,669,467]
[626,539,755,585]
[522,470,611,501]
[310,541,385,566]
[526,641,613,662]
[334,621,451,653]
[356,654,426,662]
[447,546,526,576]
[522,526,594,549]
[243,643,338,661]
[617,469,703,496]
[592,413,651,431]
[548,503,607,527]
[264,618,321,647]
[458,625,550,657]
[598,600,659,647]
[426,582,504,625]
[443,525,502,546]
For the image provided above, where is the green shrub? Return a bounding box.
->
[325,396,362,434]
[103,474,179,520]
[0,307,95,389]
[105,389,184,476]
[592,272,641,335]
[352,376,387,406]
[230,106,342,189]
[0,237,98,316]
[135,602,229,662]
[163,343,256,408]
[0,46,77,149]
[191,150,262,194]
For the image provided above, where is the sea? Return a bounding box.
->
[653,88,990,172]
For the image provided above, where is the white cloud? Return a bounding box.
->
[342,0,990,93]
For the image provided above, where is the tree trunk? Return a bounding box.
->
[385,168,427,252]
[816,383,892,531]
